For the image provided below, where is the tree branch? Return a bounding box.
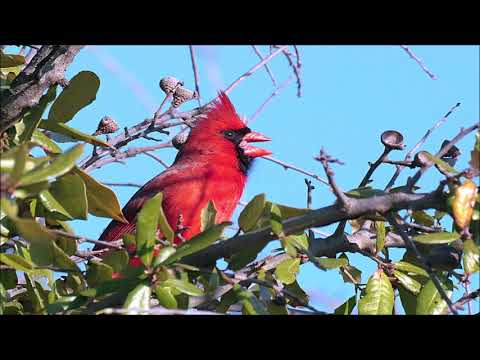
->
[0,45,84,133]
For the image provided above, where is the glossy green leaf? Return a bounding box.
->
[31,130,62,154]
[152,246,176,267]
[155,285,178,309]
[200,200,217,232]
[416,277,453,315]
[346,187,385,199]
[274,258,300,285]
[394,261,429,278]
[164,222,230,264]
[48,71,100,123]
[239,193,266,232]
[9,142,29,184]
[334,295,357,315]
[24,274,45,313]
[422,152,459,174]
[50,174,88,220]
[86,260,114,287]
[0,253,34,272]
[393,270,422,295]
[19,86,58,144]
[162,278,204,297]
[72,167,127,223]
[398,284,417,315]
[286,233,309,251]
[136,193,163,267]
[123,282,151,313]
[270,204,283,235]
[358,270,394,315]
[38,120,111,148]
[463,239,479,274]
[38,190,74,220]
[155,193,174,244]
[375,221,385,253]
[314,257,348,270]
[413,231,460,245]
[233,284,268,315]
[103,250,129,273]
[412,210,435,227]
[18,144,84,186]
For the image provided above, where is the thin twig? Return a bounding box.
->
[385,102,461,191]
[188,45,202,107]
[386,213,458,315]
[224,45,288,95]
[248,75,294,124]
[400,45,438,80]
[262,155,329,185]
[102,182,142,188]
[359,148,391,187]
[50,230,123,250]
[142,151,169,168]
[279,46,302,97]
[251,45,278,87]
[443,288,480,315]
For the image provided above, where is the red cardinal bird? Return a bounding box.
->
[96,92,271,250]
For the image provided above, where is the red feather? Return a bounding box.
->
[97,92,268,249]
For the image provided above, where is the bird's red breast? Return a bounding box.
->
[97,92,271,249]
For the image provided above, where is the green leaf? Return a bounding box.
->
[346,187,386,199]
[393,270,422,295]
[123,282,151,313]
[72,167,127,223]
[0,253,34,272]
[375,221,385,254]
[24,274,45,313]
[156,194,174,244]
[54,235,77,256]
[334,295,357,315]
[1,198,18,218]
[38,190,74,220]
[314,257,349,270]
[270,204,283,235]
[164,222,231,264]
[227,242,266,271]
[239,193,266,232]
[339,254,362,284]
[284,281,310,307]
[19,86,58,144]
[233,284,269,315]
[38,120,112,148]
[18,144,84,186]
[152,246,176,267]
[412,210,435,227]
[0,52,25,67]
[155,285,178,309]
[463,239,479,274]
[86,260,114,287]
[47,71,100,124]
[200,200,217,232]
[398,284,417,315]
[286,233,309,251]
[161,278,204,297]
[422,152,459,174]
[394,261,429,278]
[412,231,460,245]
[9,143,30,185]
[136,193,163,267]
[0,269,18,289]
[358,270,394,315]
[31,130,62,154]
[416,277,453,315]
[103,250,129,273]
[48,174,88,220]
[274,258,300,285]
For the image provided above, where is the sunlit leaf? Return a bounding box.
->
[18,144,84,186]
[31,130,62,154]
[0,253,34,272]
[38,120,112,148]
[412,210,435,227]
[314,257,348,270]
[422,151,459,174]
[233,284,268,315]
[103,250,129,273]
[239,193,266,232]
[412,231,460,245]
[161,278,204,297]
[49,174,88,220]
[73,167,127,223]
[47,71,100,124]
[463,239,479,274]
[375,220,385,254]
[123,282,151,314]
[274,258,300,285]
[393,270,422,295]
[346,187,385,199]
[155,285,177,309]
[334,295,357,315]
[0,52,25,68]
[136,193,164,267]
[358,270,394,315]
[394,261,429,278]
[86,260,114,287]
[416,277,453,315]
[270,204,283,236]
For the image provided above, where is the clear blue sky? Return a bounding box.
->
[25,45,480,313]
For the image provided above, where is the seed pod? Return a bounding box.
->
[172,132,189,149]
[412,151,433,168]
[172,86,195,108]
[93,116,119,136]
[381,130,405,150]
[159,76,183,94]
[452,179,478,229]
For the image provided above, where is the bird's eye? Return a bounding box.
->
[224,130,235,138]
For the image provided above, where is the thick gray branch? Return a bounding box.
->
[0,45,84,133]
[185,190,446,267]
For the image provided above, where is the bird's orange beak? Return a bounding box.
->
[240,131,272,158]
